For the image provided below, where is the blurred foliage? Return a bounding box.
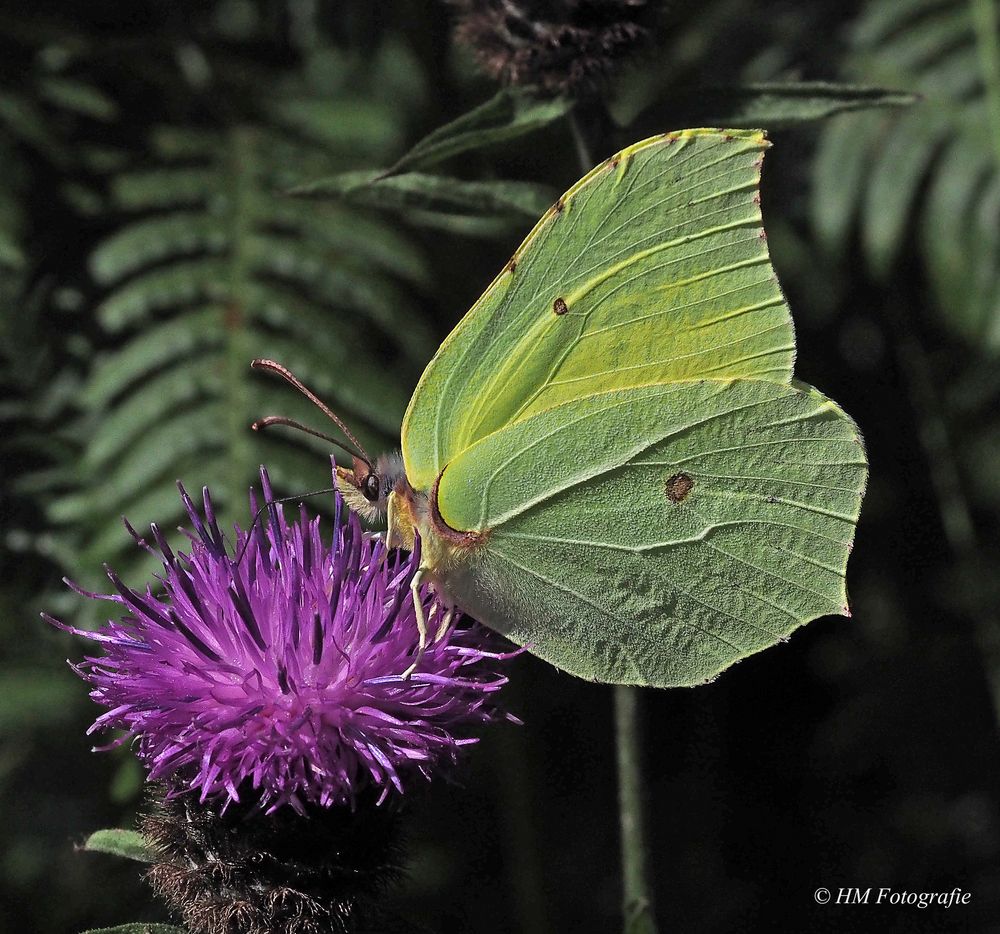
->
[2,1,1000,933]
[811,0,1000,720]
[813,0,1000,347]
[43,52,449,618]
[51,94,433,587]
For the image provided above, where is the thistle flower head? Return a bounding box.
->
[48,466,515,814]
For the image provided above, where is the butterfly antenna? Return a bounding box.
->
[252,415,367,464]
[251,359,373,467]
[234,488,337,566]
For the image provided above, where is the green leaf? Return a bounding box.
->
[82,828,157,864]
[398,209,528,239]
[860,107,950,274]
[94,263,229,331]
[920,129,994,314]
[148,125,218,160]
[666,82,916,128]
[0,92,63,156]
[111,168,216,210]
[83,366,220,468]
[90,213,229,284]
[82,312,222,406]
[249,233,433,356]
[268,200,430,286]
[73,403,226,510]
[72,476,212,570]
[811,112,881,255]
[385,89,571,175]
[291,170,556,219]
[270,97,403,153]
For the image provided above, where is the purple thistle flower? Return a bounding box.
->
[47,466,517,814]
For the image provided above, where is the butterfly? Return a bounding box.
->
[254,128,867,688]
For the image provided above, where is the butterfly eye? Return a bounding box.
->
[362,474,381,503]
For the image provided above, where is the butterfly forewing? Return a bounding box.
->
[402,129,795,492]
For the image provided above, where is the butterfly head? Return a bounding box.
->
[335,452,407,523]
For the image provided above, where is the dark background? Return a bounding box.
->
[2,1,999,932]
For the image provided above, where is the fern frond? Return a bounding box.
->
[0,141,26,301]
[813,0,1000,348]
[91,214,230,283]
[56,65,433,578]
[111,169,218,210]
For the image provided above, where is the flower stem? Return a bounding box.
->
[614,684,659,934]
[568,106,660,934]
[569,108,595,174]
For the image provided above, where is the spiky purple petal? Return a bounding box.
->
[51,465,517,813]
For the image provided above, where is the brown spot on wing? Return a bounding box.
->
[665,472,695,504]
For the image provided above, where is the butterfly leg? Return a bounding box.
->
[434,606,454,642]
[402,567,430,679]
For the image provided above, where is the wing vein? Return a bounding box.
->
[488,545,752,652]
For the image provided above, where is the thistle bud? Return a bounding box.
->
[450,0,665,97]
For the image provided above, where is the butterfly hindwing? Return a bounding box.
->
[436,380,866,687]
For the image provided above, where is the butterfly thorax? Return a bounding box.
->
[335,452,486,573]
[387,472,488,576]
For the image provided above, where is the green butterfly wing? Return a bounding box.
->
[399,128,867,687]
[435,380,866,686]
[402,129,794,492]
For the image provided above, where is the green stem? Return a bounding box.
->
[568,108,595,173]
[492,678,551,934]
[970,0,1000,166]
[568,106,659,934]
[614,685,658,934]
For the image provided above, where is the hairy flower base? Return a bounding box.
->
[48,467,517,813]
[142,785,409,934]
[450,0,662,96]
